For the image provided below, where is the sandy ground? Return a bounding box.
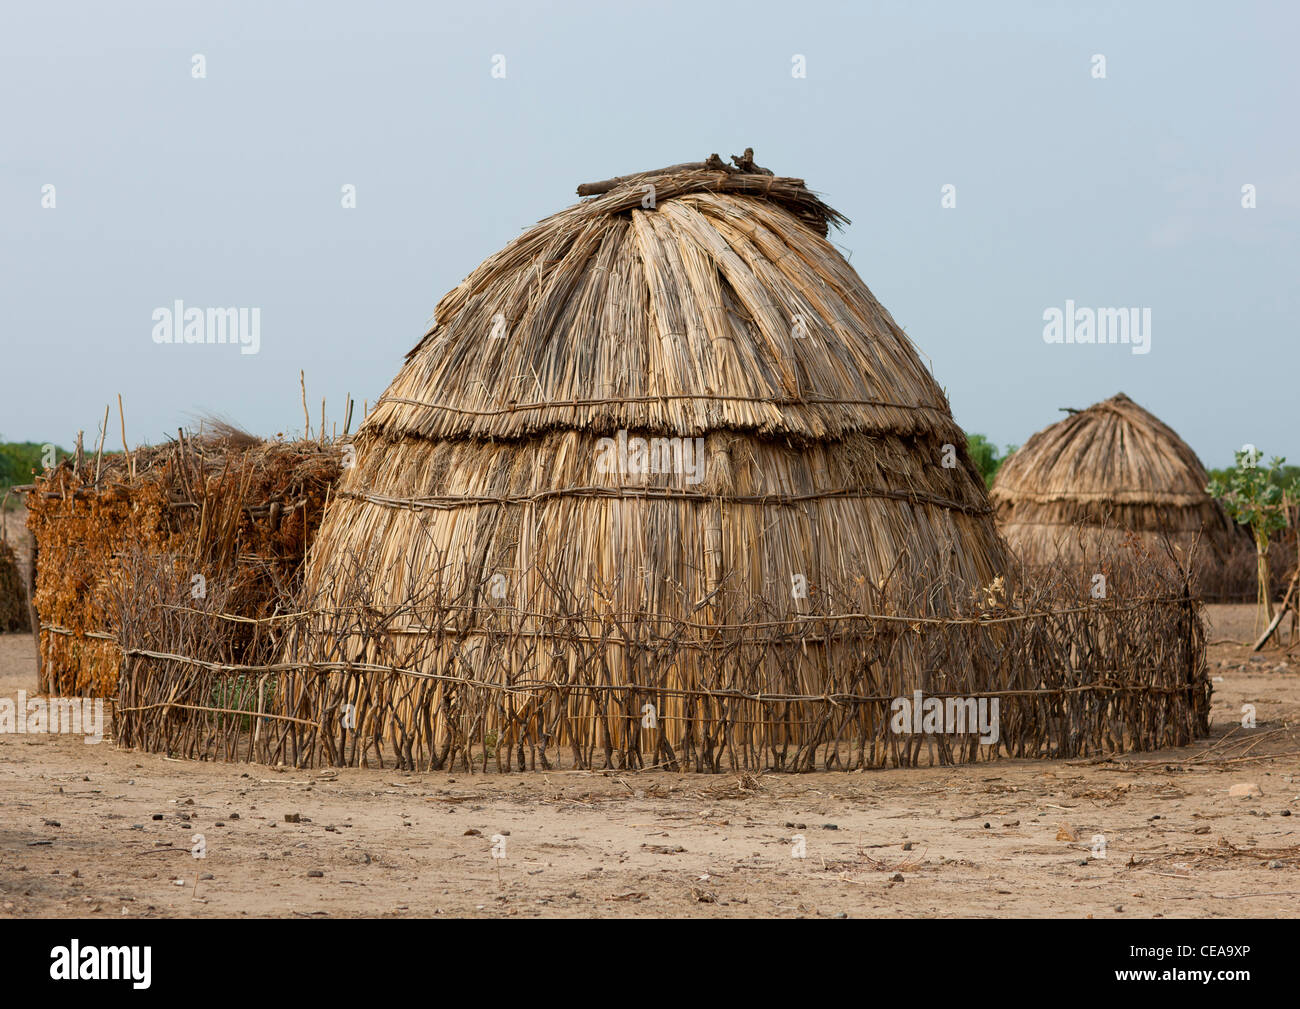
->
[0,605,1296,919]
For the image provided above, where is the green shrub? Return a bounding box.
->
[966,434,1016,489]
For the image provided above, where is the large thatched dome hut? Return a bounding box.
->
[991,393,1246,592]
[289,153,1013,770]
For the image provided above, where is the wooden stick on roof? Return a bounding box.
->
[576,148,772,197]
[577,160,718,197]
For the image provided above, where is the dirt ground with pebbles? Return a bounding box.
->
[1,604,1297,919]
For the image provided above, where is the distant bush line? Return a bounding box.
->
[0,441,68,508]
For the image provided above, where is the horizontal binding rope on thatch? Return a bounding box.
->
[70,590,1194,654]
[336,486,993,516]
[998,491,1214,507]
[375,393,953,419]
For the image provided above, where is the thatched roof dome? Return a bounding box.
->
[312,156,1004,604]
[991,392,1244,577]
[293,153,1010,768]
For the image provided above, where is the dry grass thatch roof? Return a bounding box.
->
[990,392,1246,577]
[369,159,952,444]
[294,152,1011,758]
[313,152,1007,598]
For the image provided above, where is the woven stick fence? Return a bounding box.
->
[108,541,1211,772]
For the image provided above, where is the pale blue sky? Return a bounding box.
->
[2,0,1296,467]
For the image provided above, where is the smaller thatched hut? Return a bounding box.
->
[23,428,342,696]
[991,392,1248,594]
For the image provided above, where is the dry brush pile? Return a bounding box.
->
[23,427,342,695]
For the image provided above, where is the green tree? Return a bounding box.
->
[1208,448,1296,631]
[966,434,1015,489]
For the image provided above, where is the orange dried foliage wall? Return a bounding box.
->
[26,442,341,696]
